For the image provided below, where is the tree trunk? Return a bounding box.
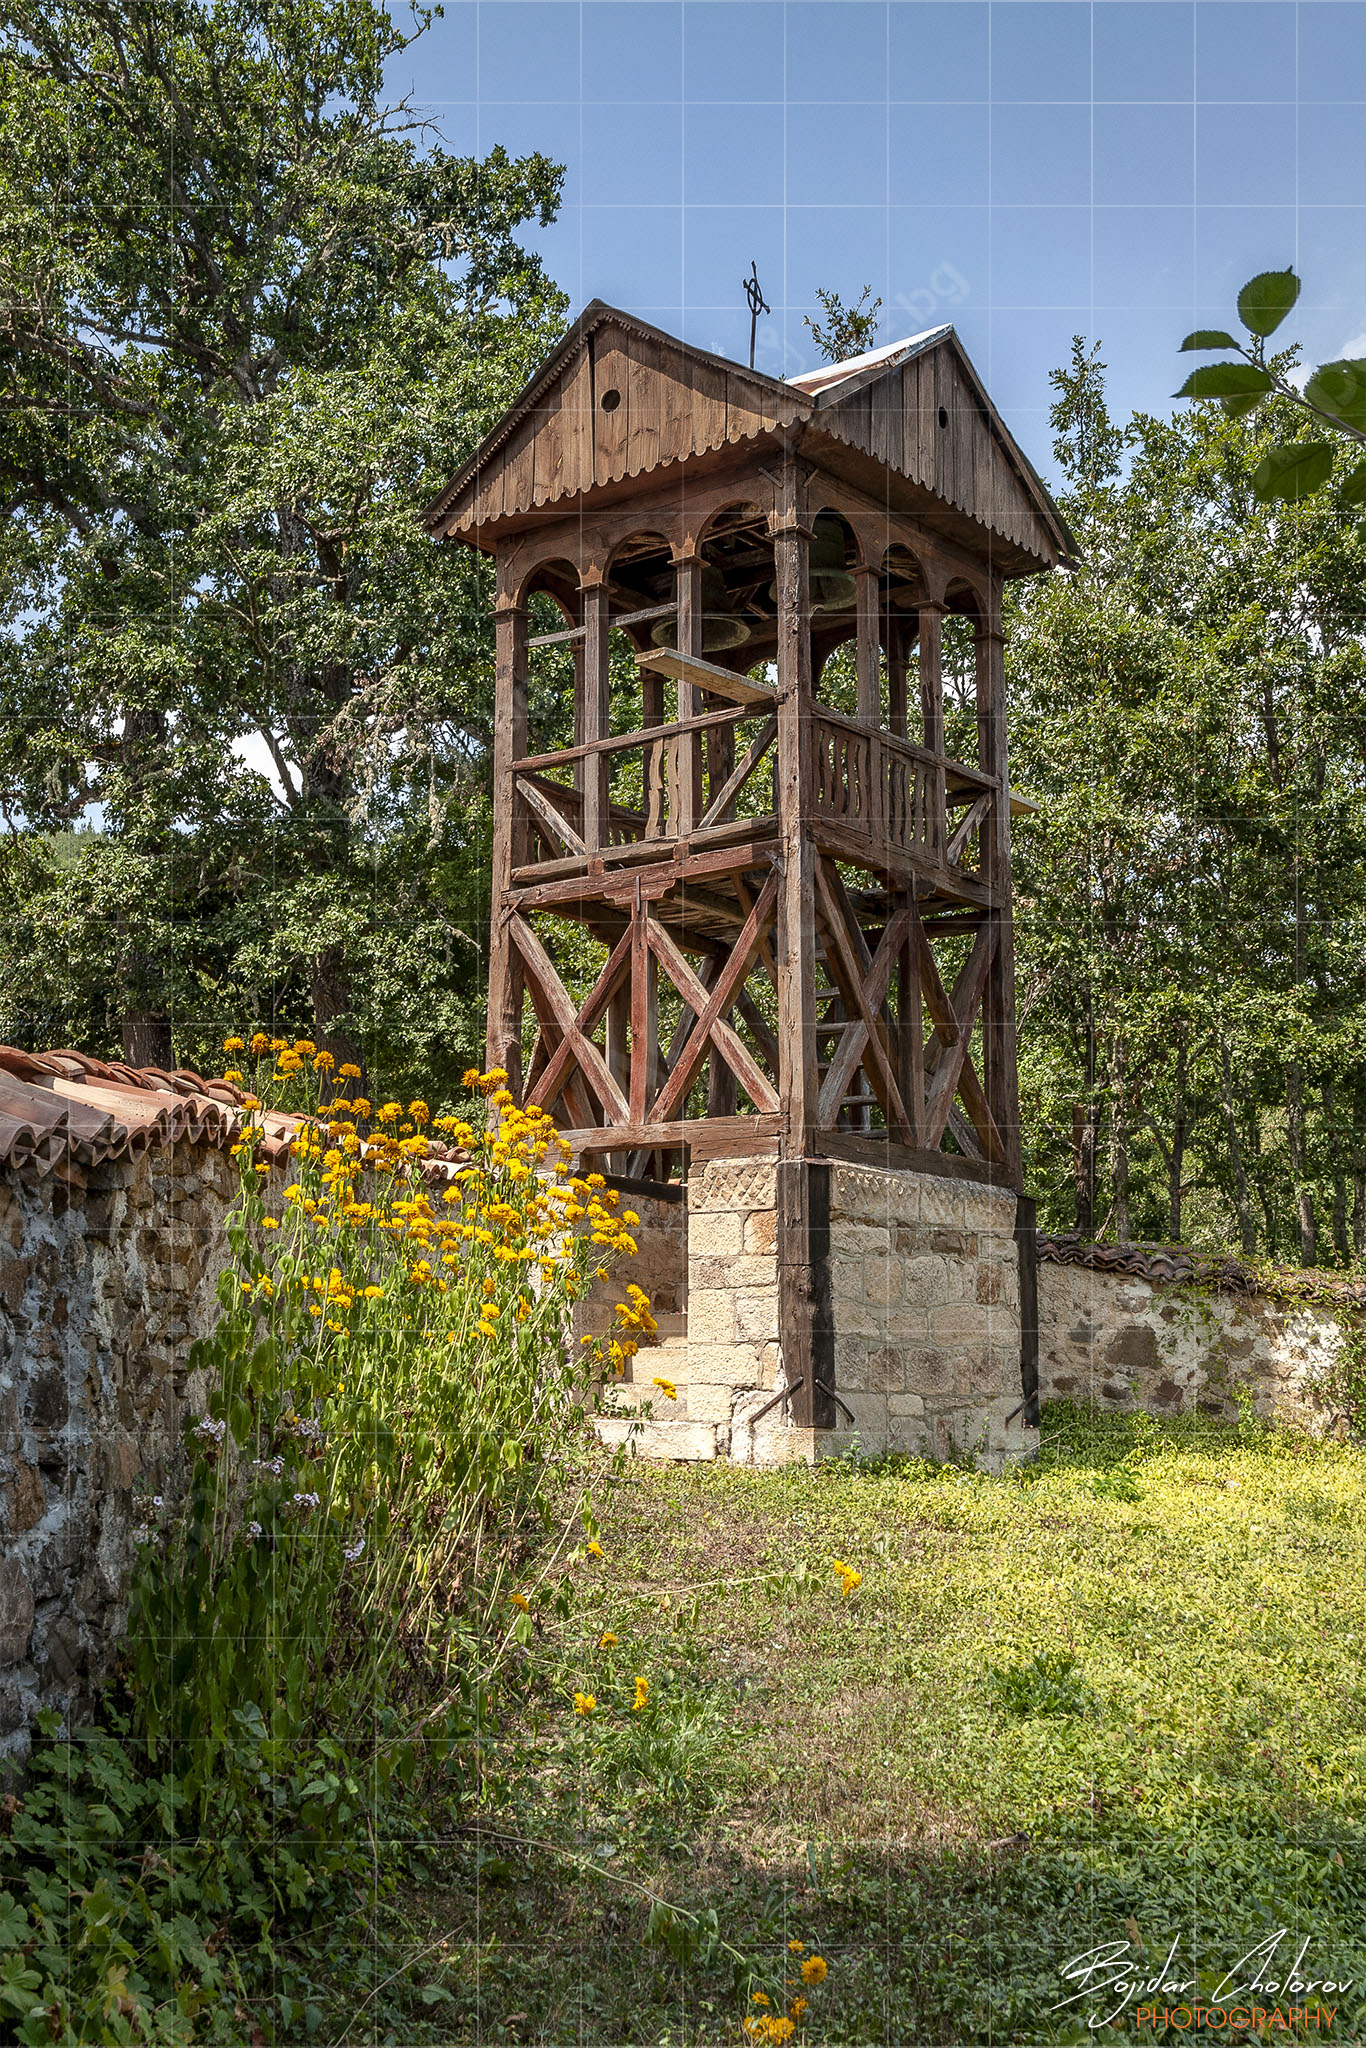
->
[311,944,362,1081]
[1110,1037,1130,1243]
[1219,1038,1255,1255]
[1071,1101,1099,1236]
[1168,1040,1188,1243]
[1324,1076,1349,1265]
[1287,1063,1316,1267]
[122,1014,175,1069]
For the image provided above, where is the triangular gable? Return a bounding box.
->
[422,302,1075,567]
[423,302,806,538]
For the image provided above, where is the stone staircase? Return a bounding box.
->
[592,1313,721,1461]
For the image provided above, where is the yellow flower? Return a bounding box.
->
[351,1096,372,1117]
[573,1692,596,1716]
[408,1099,430,1124]
[632,1675,649,1712]
[250,1032,269,1054]
[461,1068,481,1088]
[508,1593,530,1612]
[586,1540,603,1559]
[294,1039,317,1058]
[313,1050,335,1072]
[752,1993,770,2008]
[364,1285,383,1299]
[651,1376,677,1401]
[800,1956,827,1985]
[598,1632,618,1648]
[788,1999,808,2021]
[339,1062,362,1080]
[831,1559,862,1600]
[223,1069,245,1086]
[222,1036,245,1053]
[260,1217,280,1231]
[377,1101,401,1123]
[787,1940,805,1954]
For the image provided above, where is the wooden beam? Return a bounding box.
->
[513,703,748,776]
[648,880,781,1119]
[515,776,587,858]
[561,1112,782,1159]
[812,860,911,1137]
[639,647,780,709]
[582,581,611,852]
[488,603,529,1091]
[922,921,998,1148]
[773,497,821,1155]
[696,714,777,831]
[510,915,632,1125]
[854,565,881,725]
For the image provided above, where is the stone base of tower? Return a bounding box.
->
[592,1156,1036,1473]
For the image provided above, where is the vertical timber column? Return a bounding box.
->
[488,597,529,1094]
[854,564,882,725]
[918,599,948,866]
[887,616,909,741]
[773,478,831,1431]
[976,600,1023,1186]
[671,553,703,835]
[581,579,611,852]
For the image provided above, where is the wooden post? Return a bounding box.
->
[887,615,909,741]
[772,493,820,1159]
[918,600,947,866]
[671,554,703,836]
[976,605,1022,1186]
[581,580,611,851]
[488,599,529,1093]
[854,565,881,725]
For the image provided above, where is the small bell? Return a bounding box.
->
[651,564,751,652]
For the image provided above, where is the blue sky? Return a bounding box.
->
[390,0,1366,485]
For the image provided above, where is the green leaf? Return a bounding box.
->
[1251,441,1335,503]
[1221,394,1266,419]
[1237,267,1300,338]
[0,1896,28,1949]
[1175,363,1273,400]
[1179,329,1240,351]
[1304,359,1366,432]
[1339,459,1366,506]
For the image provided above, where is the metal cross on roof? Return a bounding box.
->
[743,261,770,370]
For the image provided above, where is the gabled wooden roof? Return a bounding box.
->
[423,301,1076,574]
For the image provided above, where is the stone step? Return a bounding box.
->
[645,1311,687,1342]
[594,1414,718,1462]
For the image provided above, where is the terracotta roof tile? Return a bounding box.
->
[1036,1232,1366,1307]
[0,1046,299,1181]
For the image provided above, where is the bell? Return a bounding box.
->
[651,565,751,652]
[766,516,857,615]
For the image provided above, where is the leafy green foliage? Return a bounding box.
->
[985,1649,1096,1720]
[0,0,567,1078]
[1012,338,1366,1256]
[1176,266,1366,506]
[803,285,882,364]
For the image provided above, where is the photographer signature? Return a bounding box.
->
[1052,1930,1353,2029]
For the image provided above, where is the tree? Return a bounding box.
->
[803,286,881,365]
[1011,340,1366,1263]
[0,0,567,1072]
[1176,267,1366,507]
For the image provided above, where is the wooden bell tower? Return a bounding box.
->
[424,303,1073,1425]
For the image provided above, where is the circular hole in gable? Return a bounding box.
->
[600,388,621,413]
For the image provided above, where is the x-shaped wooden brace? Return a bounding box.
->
[649,871,781,1122]
[916,915,1005,1162]
[511,914,633,1126]
[814,858,914,1139]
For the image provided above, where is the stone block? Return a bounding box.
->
[594,1416,718,1462]
[900,1255,952,1309]
[688,1209,743,1257]
[743,1209,777,1255]
[888,1391,926,1419]
[686,1289,735,1345]
[863,1258,900,1307]
[734,1291,779,1343]
[684,1380,737,1425]
[687,1341,764,1391]
[902,1348,959,1401]
[930,1303,1007,1350]
[689,1253,776,1293]
[0,1559,34,1667]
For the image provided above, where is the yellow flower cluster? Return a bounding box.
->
[743,2015,794,2043]
[573,1692,596,1716]
[632,1675,649,1712]
[831,1559,862,1601]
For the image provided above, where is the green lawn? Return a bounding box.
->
[337,1407,1366,2046]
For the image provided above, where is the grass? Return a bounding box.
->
[321,1405,1366,2045]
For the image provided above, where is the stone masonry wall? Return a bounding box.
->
[1037,1259,1352,1430]
[684,1156,785,1459]
[0,1138,238,1760]
[826,1164,1030,1471]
